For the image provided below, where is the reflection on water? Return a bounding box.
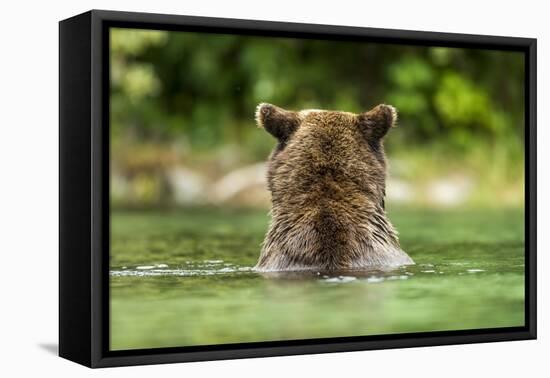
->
[109,207,525,351]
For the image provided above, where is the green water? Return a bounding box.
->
[110,207,525,351]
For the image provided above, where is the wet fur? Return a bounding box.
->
[254,103,414,271]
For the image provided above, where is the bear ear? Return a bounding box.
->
[357,104,398,140]
[255,103,300,142]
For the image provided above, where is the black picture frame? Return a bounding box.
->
[59,9,537,368]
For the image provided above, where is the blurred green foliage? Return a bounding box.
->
[111,28,523,153]
[110,28,525,207]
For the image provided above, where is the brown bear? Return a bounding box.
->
[254,103,414,271]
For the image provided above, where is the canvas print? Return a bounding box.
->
[109,27,525,351]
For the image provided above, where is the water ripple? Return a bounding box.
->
[111,261,253,277]
[110,260,491,280]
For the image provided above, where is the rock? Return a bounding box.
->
[167,167,207,205]
[386,177,414,203]
[209,163,270,207]
[426,175,474,207]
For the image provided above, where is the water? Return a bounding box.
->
[110,207,525,351]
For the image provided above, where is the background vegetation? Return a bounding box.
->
[110,28,525,209]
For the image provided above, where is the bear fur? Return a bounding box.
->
[254,103,414,271]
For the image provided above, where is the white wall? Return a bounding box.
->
[0,0,546,376]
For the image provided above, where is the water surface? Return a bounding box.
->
[110,207,524,351]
